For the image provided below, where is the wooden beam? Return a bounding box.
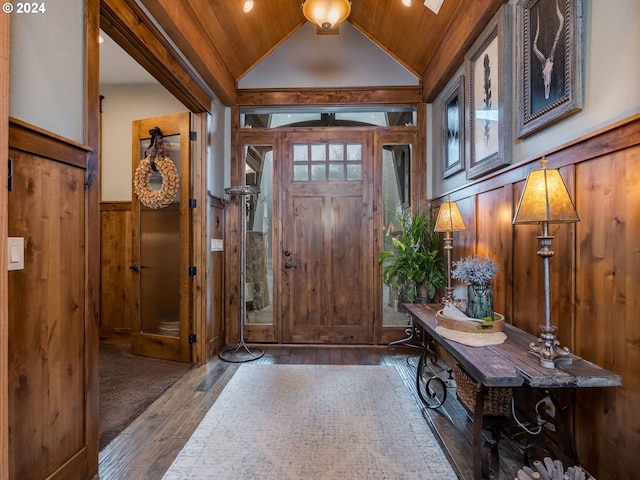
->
[236,87,423,107]
[422,0,507,102]
[85,0,101,475]
[140,0,237,107]
[100,0,216,112]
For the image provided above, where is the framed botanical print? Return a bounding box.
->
[441,75,465,178]
[515,0,584,137]
[465,4,513,180]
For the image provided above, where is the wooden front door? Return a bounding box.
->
[131,112,192,362]
[280,131,374,343]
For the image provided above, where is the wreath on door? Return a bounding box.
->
[133,127,180,209]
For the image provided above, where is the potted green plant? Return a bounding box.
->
[378,208,446,303]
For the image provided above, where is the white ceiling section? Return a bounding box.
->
[238,22,419,89]
[99,31,157,85]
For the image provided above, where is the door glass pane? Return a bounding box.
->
[311,164,326,181]
[138,134,181,336]
[311,144,326,161]
[293,144,308,162]
[346,163,362,180]
[245,145,274,326]
[328,144,344,160]
[329,163,344,181]
[346,144,362,160]
[293,165,308,181]
[381,144,412,328]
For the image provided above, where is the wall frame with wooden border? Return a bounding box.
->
[515,0,584,137]
[465,4,513,180]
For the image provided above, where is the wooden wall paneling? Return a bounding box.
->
[511,179,543,335]
[553,165,577,352]
[100,203,134,338]
[573,148,640,479]
[475,187,513,320]
[0,10,9,480]
[434,116,640,480]
[8,149,87,479]
[445,195,476,302]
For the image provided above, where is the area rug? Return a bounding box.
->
[162,364,457,479]
[99,342,192,450]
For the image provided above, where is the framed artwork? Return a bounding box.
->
[516,0,584,137]
[441,75,465,178]
[465,5,513,180]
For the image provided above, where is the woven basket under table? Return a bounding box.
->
[454,364,513,417]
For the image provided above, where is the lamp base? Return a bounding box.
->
[528,325,573,369]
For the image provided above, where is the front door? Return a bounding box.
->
[280,131,374,343]
[131,112,192,362]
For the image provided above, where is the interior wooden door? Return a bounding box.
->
[280,130,374,343]
[131,112,191,362]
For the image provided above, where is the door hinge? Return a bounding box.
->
[8,158,12,192]
[189,333,197,344]
[189,266,197,276]
[189,131,197,141]
[189,198,197,208]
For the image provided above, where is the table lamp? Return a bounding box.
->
[434,195,466,304]
[512,158,579,368]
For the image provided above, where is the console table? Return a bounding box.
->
[404,303,622,480]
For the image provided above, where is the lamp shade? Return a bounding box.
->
[434,197,466,232]
[513,159,579,224]
[302,0,351,30]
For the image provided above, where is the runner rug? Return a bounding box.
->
[162,364,457,479]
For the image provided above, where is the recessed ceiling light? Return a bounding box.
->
[424,0,444,14]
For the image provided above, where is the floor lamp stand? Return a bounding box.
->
[219,185,264,363]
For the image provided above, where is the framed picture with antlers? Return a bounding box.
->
[465,4,512,180]
[516,0,584,138]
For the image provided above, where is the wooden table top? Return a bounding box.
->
[404,303,622,389]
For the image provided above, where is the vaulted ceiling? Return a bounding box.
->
[101,0,507,107]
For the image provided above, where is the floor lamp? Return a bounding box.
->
[512,158,579,369]
[434,196,466,304]
[219,185,265,363]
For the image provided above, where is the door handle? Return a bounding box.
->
[284,262,297,269]
[129,264,139,272]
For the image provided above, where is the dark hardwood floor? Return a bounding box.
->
[95,345,525,479]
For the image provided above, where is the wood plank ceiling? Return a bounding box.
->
[136,0,507,106]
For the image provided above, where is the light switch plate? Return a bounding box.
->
[8,237,24,271]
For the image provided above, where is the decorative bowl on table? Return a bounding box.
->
[436,309,505,334]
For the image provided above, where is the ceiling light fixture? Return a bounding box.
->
[424,0,444,14]
[302,0,351,31]
[242,0,254,13]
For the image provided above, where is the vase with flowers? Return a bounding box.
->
[451,255,500,319]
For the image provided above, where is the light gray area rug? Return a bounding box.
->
[163,364,457,480]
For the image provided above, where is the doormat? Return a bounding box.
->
[162,364,457,479]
